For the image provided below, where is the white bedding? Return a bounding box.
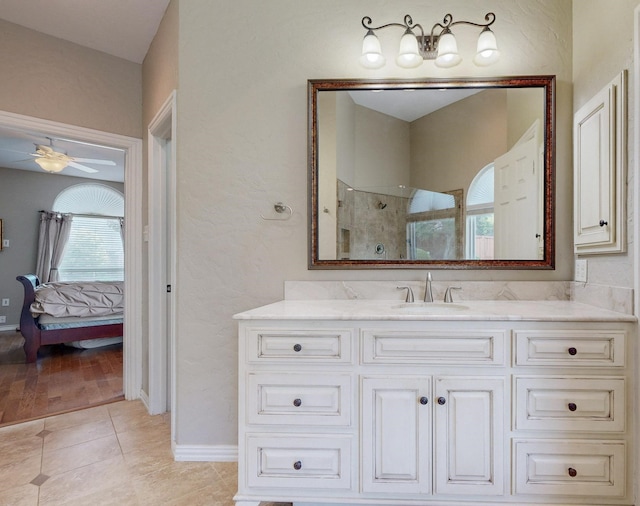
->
[30,281,124,318]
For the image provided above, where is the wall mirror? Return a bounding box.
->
[308,76,555,269]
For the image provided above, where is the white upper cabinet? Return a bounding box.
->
[573,71,627,254]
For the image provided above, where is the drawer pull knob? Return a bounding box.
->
[568,467,577,477]
[568,347,577,356]
[599,219,608,227]
[437,397,446,405]
[568,402,577,412]
[293,398,302,407]
[293,460,302,470]
[419,396,429,405]
[293,344,302,352]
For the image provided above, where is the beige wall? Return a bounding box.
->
[172,0,573,446]
[0,19,141,138]
[573,0,638,288]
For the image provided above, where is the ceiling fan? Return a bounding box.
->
[30,140,116,174]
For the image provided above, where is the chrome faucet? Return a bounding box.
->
[397,286,415,303]
[444,286,462,303]
[424,272,433,302]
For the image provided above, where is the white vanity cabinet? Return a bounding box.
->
[234,303,635,506]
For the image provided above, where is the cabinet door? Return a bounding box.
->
[361,377,431,495]
[573,71,626,254]
[434,377,504,496]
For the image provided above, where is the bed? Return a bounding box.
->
[16,274,124,363]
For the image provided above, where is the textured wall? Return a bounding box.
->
[0,19,141,138]
[173,0,573,446]
[573,0,637,288]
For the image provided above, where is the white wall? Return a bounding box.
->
[172,0,573,447]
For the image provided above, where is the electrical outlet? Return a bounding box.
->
[575,258,588,282]
[2,239,8,248]
[1,299,8,307]
[0,316,6,323]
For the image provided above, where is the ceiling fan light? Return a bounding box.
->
[434,30,462,68]
[35,157,67,173]
[359,30,386,69]
[473,27,500,66]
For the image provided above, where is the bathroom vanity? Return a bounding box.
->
[234,299,636,506]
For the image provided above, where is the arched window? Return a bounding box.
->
[466,163,494,260]
[53,184,124,281]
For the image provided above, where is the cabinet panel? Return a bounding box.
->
[514,439,625,497]
[361,377,431,494]
[573,71,626,254]
[514,329,625,367]
[247,373,351,426]
[246,328,353,363]
[246,435,352,490]
[515,376,625,432]
[362,329,506,365]
[434,377,504,496]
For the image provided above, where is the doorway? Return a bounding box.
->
[147,91,176,424]
[0,110,143,402]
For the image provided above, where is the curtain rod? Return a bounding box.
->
[39,210,124,220]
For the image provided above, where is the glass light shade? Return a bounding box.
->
[359,30,386,69]
[473,28,500,66]
[35,157,67,173]
[396,29,423,68]
[434,31,462,68]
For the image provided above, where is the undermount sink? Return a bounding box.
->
[392,302,469,312]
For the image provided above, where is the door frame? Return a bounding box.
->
[147,91,177,422]
[0,109,143,399]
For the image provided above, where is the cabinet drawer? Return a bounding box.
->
[246,328,353,363]
[513,439,626,498]
[247,373,351,426]
[246,435,352,490]
[362,329,506,365]
[514,330,625,367]
[515,376,625,432]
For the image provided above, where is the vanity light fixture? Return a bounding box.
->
[359,12,499,69]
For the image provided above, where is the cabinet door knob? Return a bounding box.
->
[419,396,429,405]
[568,402,577,412]
[437,397,446,405]
[568,467,577,477]
[293,344,302,352]
[568,347,577,356]
[293,461,302,470]
[599,219,608,227]
[293,398,302,407]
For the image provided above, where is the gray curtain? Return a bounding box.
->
[35,211,73,282]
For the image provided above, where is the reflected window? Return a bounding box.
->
[466,164,494,260]
[407,189,462,260]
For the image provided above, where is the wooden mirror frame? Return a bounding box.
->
[308,75,555,270]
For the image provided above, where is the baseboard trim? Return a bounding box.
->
[172,443,238,462]
[0,324,17,332]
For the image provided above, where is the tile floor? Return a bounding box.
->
[0,400,286,505]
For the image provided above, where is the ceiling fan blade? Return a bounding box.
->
[68,161,99,173]
[72,157,116,166]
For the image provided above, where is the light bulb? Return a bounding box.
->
[473,28,500,66]
[359,30,385,69]
[396,29,422,68]
[434,31,461,68]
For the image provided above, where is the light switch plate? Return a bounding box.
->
[575,259,588,282]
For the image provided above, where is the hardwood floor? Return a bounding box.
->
[0,331,123,427]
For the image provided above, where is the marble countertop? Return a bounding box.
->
[234,299,637,322]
